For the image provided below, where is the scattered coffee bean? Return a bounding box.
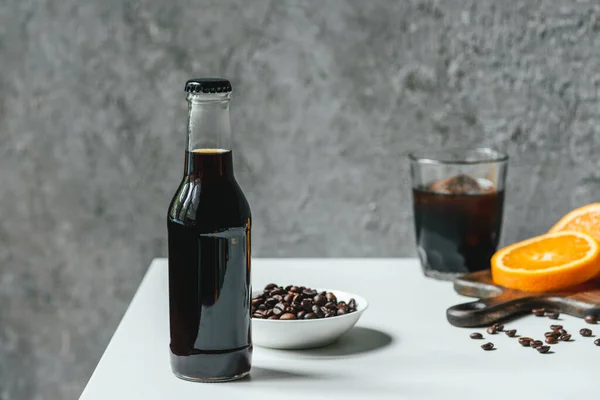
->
[253,284,358,320]
[547,312,560,320]
[487,326,497,334]
[505,329,517,337]
[530,340,543,348]
[280,313,296,320]
[544,332,559,339]
[580,328,593,337]
[493,323,505,331]
[537,346,551,354]
[481,342,494,351]
[519,337,532,346]
[559,333,571,341]
[558,329,568,335]
[594,338,600,346]
[584,315,597,324]
[470,333,483,339]
[550,325,563,331]
[532,308,545,316]
[545,336,558,344]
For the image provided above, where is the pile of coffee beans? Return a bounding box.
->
[469,311,599,354]
[251,283,357,320]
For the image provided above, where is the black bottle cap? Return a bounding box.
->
[184,78,232,94]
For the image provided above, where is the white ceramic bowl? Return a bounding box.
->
[252,289,368,350]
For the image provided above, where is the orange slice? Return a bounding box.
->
[491,231,600,292]
[549,203,600,243]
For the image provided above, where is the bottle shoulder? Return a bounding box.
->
[167,177,251,228]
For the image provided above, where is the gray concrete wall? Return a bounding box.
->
[1,0,599,398]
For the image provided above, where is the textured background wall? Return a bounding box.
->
[1,0,600,398]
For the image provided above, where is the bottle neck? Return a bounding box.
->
[185,93,234,179]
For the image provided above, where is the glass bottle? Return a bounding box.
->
[167,78,252,382]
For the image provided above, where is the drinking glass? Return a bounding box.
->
[409,148,508,280]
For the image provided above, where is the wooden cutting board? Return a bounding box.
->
[447,270,600,327]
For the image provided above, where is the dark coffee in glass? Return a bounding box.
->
[410,149,508,280]
[167,79,252,382]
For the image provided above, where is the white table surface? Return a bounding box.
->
[80,258,599,400]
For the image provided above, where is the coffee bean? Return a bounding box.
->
[268,315,279,320]
[530,340,543,348]
[257,304,267,311]
[280,313,296,320]
[519,337,532,346]
[550,325,563,331]
[284,285,293,291]
[269,288,286,297]
[547,312,560,320]
[545,336,558,344]
[302,299,313,312]
[274,302,286,311]
[584,315,597,324]
[594,338,600,346]
[544,332,559,339]
[304,312,316,320]
[537,346,551,354]
[265,297,278,307]
[324,302,337,310]
[266,309,274,317]
[264,283,278,291]
[272,294,283,302]
[348,298,357,310]
[532,308,545,316]
[253,312,265,319]
[337,309,347,316]
[481,342,494,351]
[326,292,337,303]
[493,323,504,331]
[559,334,571,341]
[285,306,294,313]
[272,308,282,316]
[486,326,497,335]
[302,289,317,297]
[505,329,517,337]
[324,312,335,318]
[470,333,483,339]
[320,306,329,314]
[312,305,324,318]
[290,286,301,293]
[293,293,304,303]
[580,328,593,337]
[284,294,294,303]
[297,310,306,319]
[314,294,326,307]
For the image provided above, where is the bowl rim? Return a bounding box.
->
[251,288,368,323]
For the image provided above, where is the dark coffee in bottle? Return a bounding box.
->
[167,79,251,382]
[413,175,504,276]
